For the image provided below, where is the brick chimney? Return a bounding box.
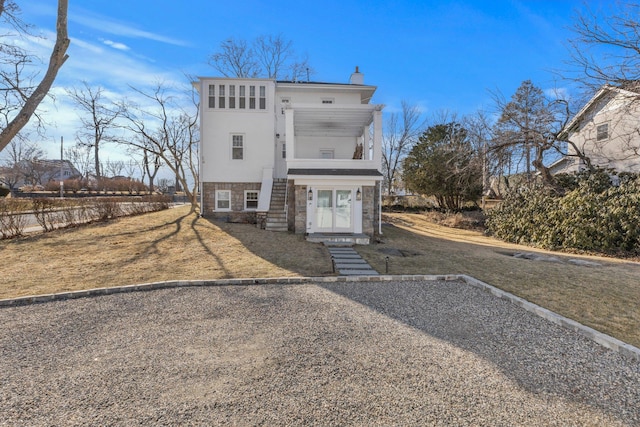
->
[350,66,364,85]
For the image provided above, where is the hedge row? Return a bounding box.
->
[0,195,171,239]
[486,171,640,255]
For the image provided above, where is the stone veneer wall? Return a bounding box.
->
[292,183,307,234]
[362,185,376,236]
[202,182,261,224]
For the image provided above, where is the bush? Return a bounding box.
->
[487,171,640,255]
[0,200,27,238]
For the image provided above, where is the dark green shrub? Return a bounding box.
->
[487,172,640,255]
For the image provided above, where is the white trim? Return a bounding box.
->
[215,190,231,211]
[231,134,244,160]
[244,189,259,211]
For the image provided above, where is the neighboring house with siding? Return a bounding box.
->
[552,84,640,174]
[194,68,384,244]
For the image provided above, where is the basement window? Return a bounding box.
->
[216,190,231,211]
[245,190,259,210]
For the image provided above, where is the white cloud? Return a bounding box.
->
[102,39,130,51]
[70,10,189,47]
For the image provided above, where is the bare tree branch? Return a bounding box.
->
[0,0,69,153]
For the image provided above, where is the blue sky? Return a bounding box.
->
[13,0,610,162]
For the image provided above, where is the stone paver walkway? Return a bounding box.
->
[327,245,379,276]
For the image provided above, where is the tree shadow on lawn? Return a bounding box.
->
[319,279,640,423]
[198,217,335,278]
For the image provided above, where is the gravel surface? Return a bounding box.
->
[1,280,639,426]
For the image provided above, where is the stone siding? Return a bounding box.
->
[202,182,261,224]
[293,184,307,234]
[362,185,376,236]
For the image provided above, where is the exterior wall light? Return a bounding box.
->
[308,188,313,201]
[356,188,362,201]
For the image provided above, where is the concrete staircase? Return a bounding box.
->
[265,179,288,232]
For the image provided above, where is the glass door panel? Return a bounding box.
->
[316,189,333,229]
[335,190,352,229]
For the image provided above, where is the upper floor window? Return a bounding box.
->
[249,86,256,109]
[259,86,266,109]
[596,123,609,141]
[208,84,215,108]
[239,85,246,109]
[229,85,236,109]
[232,134,244,160]
[320,149,334,159]
[218,85,226,109]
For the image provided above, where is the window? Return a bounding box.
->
[259,85,266,109]
[596,123,609,141]
[229,85,236,109]
[208,84,215,108]
[239,85,246,109]
[218,85,225,109]
[216,190,231,211]
[245,190,259,210]
[320,149,334,159]
[282,143,286,159]
[321,98,334,104]
[232,134,244,159]
[249,85,256,109]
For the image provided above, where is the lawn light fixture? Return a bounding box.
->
[356,188,362,201]
[308,188,313,200]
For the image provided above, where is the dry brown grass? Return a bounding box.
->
[357,213,640,348]
[0,206,331,299]
[2,206,639,348]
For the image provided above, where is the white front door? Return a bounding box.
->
[314,188,353,233]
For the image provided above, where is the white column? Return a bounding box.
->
[372,109,382,167]
[285,108,295,161]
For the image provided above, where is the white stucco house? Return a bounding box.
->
[194,68,384,244]
[552,83,640,174]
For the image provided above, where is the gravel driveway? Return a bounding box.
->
[1,280,639,426]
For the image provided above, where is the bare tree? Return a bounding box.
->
[0,0,69,153]
[463,110,494,196]
[381,101,426,196]
[67,82,124,180]
[567,2,640,91]
[491,80,572,190]
[65,142,93,187]
[118,83,199,212]
[209,34,312,80]
[0,138,43,190]
[104,159,124,178]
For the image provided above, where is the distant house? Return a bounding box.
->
[194,68,384,244]
[553,83,640,174]
[0,159,81,190]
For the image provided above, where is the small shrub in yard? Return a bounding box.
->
[0,200,27,238]
[31,198,58,232]
[487,171,640,255]
[95,198,122,220]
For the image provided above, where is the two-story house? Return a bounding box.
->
[195,68,384,244]
[553,83,640,174]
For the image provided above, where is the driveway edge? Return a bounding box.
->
[1,274,638,361]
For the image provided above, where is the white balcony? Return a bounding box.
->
[282,104,383,174]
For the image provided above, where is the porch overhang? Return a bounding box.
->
[287,168,383,183]
[288,104,381,137]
